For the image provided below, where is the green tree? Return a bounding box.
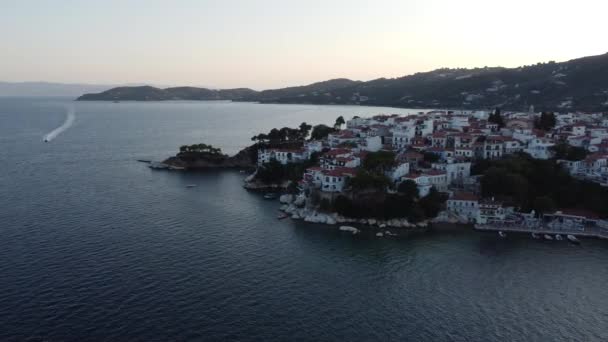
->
[334,116,345,129]
[363,151,396,173]
[423,152,440,163]
[299,122,312,139]
[551,142,587,161]
[320,198,332,212]
[397,180,419,199]
[488,108,505,128]
[535,112,556,131]
[334,195,356,217]
[532,196,556,216]
[310,124,336,140]
[348,170,391,191]
[419,187,446,218]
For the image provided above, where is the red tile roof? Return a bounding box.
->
[451,192,479,201]
[322,167,357,177]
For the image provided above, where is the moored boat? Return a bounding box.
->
[498,231,507,238]
[555,234,564,241]
[531,233,540,239]
[567,235,580,244]
[544,234,554,240]
[263,193,278,200]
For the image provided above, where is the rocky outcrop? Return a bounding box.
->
[279,202,431,230]
[279,194,294,204]
[163,145,256,170]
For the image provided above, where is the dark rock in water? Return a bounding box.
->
[162,145,256,170]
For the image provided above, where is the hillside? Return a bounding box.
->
[251,53,608,112]
[77,53,608,111]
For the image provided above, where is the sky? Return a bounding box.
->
[1,0,606,89]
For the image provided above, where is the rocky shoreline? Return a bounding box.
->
[277,194,432,229]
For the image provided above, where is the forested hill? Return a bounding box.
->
[76,86,258,101]
[77,53,608,111]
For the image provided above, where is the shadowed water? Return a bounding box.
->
[1,98,607,341]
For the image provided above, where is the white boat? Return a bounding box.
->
[498,231,507,238]
[555,234,564,241]
[263,193,278,200]
[567,235,580,244]
[531,233,540,239]
[544,234,554,240]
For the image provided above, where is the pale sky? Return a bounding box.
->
[1,0,606,89]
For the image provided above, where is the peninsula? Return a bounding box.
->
[163,107,608,239]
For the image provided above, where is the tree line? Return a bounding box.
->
[474,153,608,217]
[179,143,222,155]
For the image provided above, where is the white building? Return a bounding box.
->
[432,161,471,184]
[392,127,416,149]
[389,162,410,183]
[447,192,479,222]
[478,199,506,224]
[257,148,307,166]
[362,136,383,152]
[320,168,356,192]
[524,138,555,159]
[423,170,448,191]
[402,173,432,197]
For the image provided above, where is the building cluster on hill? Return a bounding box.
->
[256,109,608,227]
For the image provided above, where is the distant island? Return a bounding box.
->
[78,52,608,112]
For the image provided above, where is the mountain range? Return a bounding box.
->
[76,53,608,111]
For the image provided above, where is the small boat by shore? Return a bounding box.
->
[531,233,540,239]
[137,159,152,163]
[498,231,507,238]
[544,234,554,240]
[555,234,564,241]
[263,193,278,200]
[567,235,580,244]
[277,213,289,220]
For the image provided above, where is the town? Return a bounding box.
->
[253,108,608,239]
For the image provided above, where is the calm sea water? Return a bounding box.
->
[1,98,607,341]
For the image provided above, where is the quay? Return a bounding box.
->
[475,222,608,240]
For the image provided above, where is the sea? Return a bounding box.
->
[1,97,607,341]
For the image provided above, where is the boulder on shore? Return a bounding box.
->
[293,195,306,207]
[279,194,294,204]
